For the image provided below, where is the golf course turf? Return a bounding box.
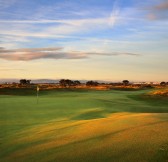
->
[0,88,168,162]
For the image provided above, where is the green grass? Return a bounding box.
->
[0,88,168,162]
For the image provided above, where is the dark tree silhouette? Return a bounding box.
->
[59,79,74,87]
[26,80,31,84]
[122,80,129,86]
[74,80,81,86]
[86,80,99,86]
[59,79,66,87]
[65,79,73,87]
[160,81,166,86]
[20,79,31,85]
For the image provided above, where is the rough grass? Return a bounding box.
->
[0,88,168,162]
[148,88,168,96]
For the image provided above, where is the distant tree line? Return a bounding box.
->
[58,79,132,87]
[59,79,100,87]
[18,78,168,87]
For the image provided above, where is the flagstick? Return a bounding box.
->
[37,86,39,104]
[37,90,39,104]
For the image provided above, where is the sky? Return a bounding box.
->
[0,0,168,82]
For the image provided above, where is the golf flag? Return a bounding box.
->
[37,86,40,92]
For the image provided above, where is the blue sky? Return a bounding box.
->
[0,0,168,81]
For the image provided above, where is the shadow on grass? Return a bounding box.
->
[150,142,168,162]
[0,88,97,96]
[0,88,36,96]
[71,109,107,120]
[127,93,168,113]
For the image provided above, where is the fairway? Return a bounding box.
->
[0,88,168,162]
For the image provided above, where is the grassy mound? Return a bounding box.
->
[1,113,168,162]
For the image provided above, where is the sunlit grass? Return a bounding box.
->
[149,88,168,96]
[2,113,168,162]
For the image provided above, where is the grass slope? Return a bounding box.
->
[0,88,168,162]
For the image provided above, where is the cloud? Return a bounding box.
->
[0,16,119,50]
[0,35,30,43]
[0,2,120,47]
[108,0,120,27]
[84,51,140,57]
[0,47,140,61]
[147,0,168,20]
[0,17,117,39]
[0,47,63,53]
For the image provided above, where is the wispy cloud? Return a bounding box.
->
[0,17,117,38]
[0,47,140,61]
[0,2,128,49]
[108,0,120,27]
[0,47,63,53]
